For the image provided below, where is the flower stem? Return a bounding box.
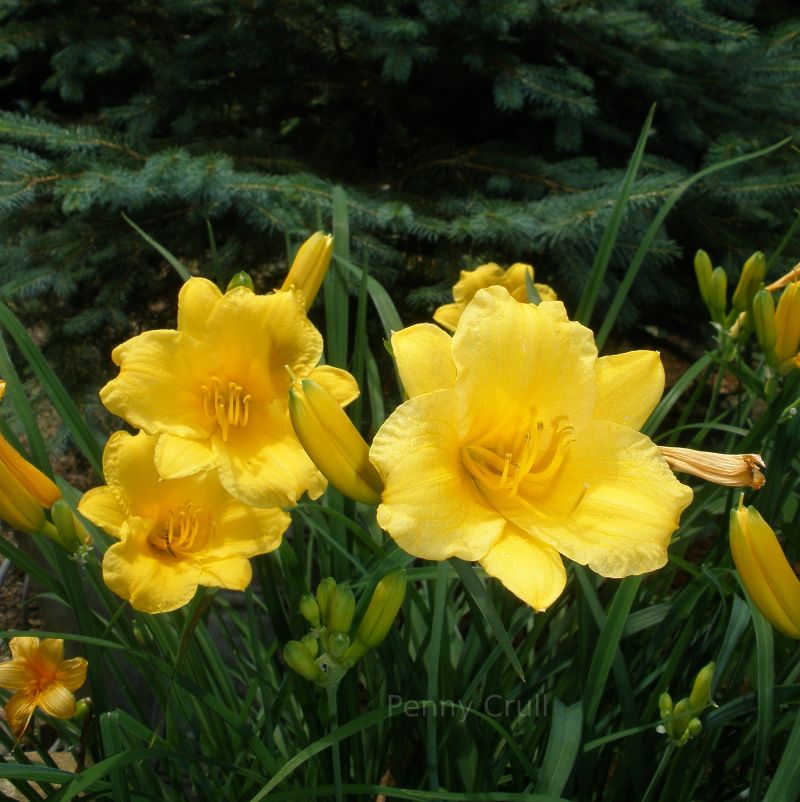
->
[427,560,448,793]
[642,743,675,802]
[327,683,343,802]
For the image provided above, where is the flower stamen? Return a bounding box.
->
[201,376,251,441]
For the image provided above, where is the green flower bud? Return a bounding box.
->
[356,569,407,649]
[327,585,356,634]
[73,698,93,723]
[753,289,778,364]
[685,718,702,740]
[300,594,321,628]
[709,267,728,322]
[316,577,337,623]
[284,640,325,683]
[732,251,766,313]
[658,691,673,719]
[695,250,713,307]
[50,499,84,552]
[328,632,350,659]
[226,271,255,292]
[669,697,692,741]
[300,633,319,658]
[689,662,715,712]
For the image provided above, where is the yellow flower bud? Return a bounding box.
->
[732,251,766,313]
[355,569,407,649]
[226,271,254,292]
[316,577,337,622]
[774,282,800,370]
[729,501,800,639]
[288,377,383,505]
[280,232,334,310]
[284,640,325,683]
[689,662,715,711]
[326,585,356,634]
[753,289,778,365]
[694,250,713,308]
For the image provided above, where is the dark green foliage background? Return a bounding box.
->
[0,0,799,395]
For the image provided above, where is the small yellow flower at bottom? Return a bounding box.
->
[78,430,291,613]
[0,637,87,738]
[729,501,800,639]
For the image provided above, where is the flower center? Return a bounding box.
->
[462,416,574,499]
[150,503,211,557]
[201,376,251,441]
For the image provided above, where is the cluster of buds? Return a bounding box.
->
[729,499,800,639]
[658,662,716,747]
[288,376,383,505]
[283,569,407,686]
[0,381,90,552]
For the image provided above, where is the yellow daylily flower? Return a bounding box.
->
[729,501,800,639]
[280,232,334,310]
[0,637,87,738]
[433,262,557,332]
[99,277,358,508]
[371,287,693,611]
[78,431,291,613]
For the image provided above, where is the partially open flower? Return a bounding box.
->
[659,447,765,490]
[0,637,87,738]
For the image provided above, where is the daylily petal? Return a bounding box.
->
[452,263,505,304]
[5,691,36,736]
[453,289,598,443]
[392,324,456,398]
[308,365,360,406]
[480,525,567,611]
[101,331,213,439]
[213,409,321,508]
[9,638,40,661]
[37,684,76,720]
[199,556,253,590]
[154,434,216,480]
[177,277,223,338]
[594,351,664,430]
[38,639,64,664]
[103,519,202,614]
[206,488,289,559]
[55,658,88,693]
[432,303,462,333]
[371,389,505,561]
[500,420,692,577]
[78,486,126,539]
[101,431,165,520]
[0,661,31,690]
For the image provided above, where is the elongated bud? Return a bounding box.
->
[669,697,692,740]
[732,251,766,313]
[316,577,337,622]
[730,500,800,639]
[689,662,715,711]
[774,282,800,371]
[660,446,765,489]
[284,640,325,683]
[658,691,673,719]
[709,267,728,322]
[300,633,319,659]
[356,569,407,649]
[226,271,254,292]
[695,250,713,307]
[51,500,91,552]
[300,594,321,628]
[328,632,350,659]
[281,232,334,310]
[288,377,383,504]
[753,289,778,364]
[326,585,356,633]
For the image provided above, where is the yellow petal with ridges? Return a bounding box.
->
[78,486,126,538]
[495,420,693,577]
[0,661,31,690]
[38,639,64,664]
[308,365,360,406]
[55,657,88,692]
[480,525,566,611]
[9,637,39,661]
[177,277,223,338]
[37,684,76,719]
[5,692,36,736]
[593,350,665,430]
[371,388,505,561]
[453,290,597,443]
[101,331,213,439]
[392,324,456,398]
[154,434,215,480]
[452,263,505,304]
[199,556,253,590]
